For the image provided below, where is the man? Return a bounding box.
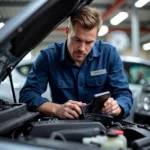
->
[19,7,133,119]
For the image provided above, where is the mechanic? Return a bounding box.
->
[19,7,133,119]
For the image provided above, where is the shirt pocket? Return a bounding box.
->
[87,75,107,87]
[51,78,74,89]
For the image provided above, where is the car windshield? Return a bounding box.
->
[123,62,150,85]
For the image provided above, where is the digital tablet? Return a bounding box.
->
[91,91,110,113]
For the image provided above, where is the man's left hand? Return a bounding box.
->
[101,98,122,116]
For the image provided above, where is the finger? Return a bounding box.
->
[112,102,119,108]
[112,106,122,116]
[111,109,120,116]
[104,98,113,105]
[102,108,112,115]
[69,100,84,107]
[63,111,75,119]
[103,98,114,109]
[103,105,117,115]
[70,104,82,115]
[110,101,120,115]
[103,104,111,110]
[103,107,112,114]
[106,102,118,111]
[82,103,87,106]
[66,107,79,118]
[103,105,120,116]
[105,99,118,108]
[66,102,82,115]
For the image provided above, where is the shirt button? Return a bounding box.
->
[59,82,63,88]
[98,80,101,84]
[79,82,83,86]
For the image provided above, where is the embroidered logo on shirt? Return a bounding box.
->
[91,69,107,76]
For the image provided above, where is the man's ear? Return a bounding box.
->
[65,26,69,37]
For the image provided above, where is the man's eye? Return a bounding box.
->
[86,42,93,45]
[75,39,80,42]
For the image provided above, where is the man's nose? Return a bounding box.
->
[79,42,86,51]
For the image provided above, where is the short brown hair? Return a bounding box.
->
[69,7,102,31]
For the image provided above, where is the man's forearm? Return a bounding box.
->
[36,102,61,116]
[36,100,85,119]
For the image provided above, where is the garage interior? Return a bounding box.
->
[0,1,150,149]
[0,0,150,59]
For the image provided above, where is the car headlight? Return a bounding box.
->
[143,96,150,111]
[135,83,150,113]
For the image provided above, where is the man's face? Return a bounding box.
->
[66,23,98,66]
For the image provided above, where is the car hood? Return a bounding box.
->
[0,0,93,82]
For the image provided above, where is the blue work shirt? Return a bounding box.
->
[19,40,133,119]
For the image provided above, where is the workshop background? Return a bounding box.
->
[0,0,150,59]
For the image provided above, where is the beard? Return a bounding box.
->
[73,50,87,64]
[74,49,86,56]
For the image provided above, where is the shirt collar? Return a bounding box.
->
[59,40,67,62]
[59,40,76,66]
[87,40,101,62]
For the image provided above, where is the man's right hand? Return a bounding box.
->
[37,100,86,119]
[54,100,86,119]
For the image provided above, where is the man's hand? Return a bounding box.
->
[101,98,122,116]
[54,100,86,119]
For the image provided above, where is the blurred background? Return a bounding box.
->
[0,0,150,59]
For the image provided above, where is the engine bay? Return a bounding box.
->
[1,101,150,150]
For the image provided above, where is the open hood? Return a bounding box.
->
[0,0,93,82]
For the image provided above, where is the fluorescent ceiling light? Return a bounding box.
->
[135,0,150,8]
[110,12,128,26]
[0,22,4,29]
[143,42,150,51]
[98,25,109,36]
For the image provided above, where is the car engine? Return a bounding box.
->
[1,100,150,150]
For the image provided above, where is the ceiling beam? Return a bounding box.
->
[53,27,150,33]
[102,0,127,21]
[122,4,150,11]
[108,27,150,33]
[1,17,149,27]
[105,20,150,28]
[1,18,149,31]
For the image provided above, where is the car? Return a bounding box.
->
[0,0,150,150]
[134,82,150,124]
[0,56,51,103]
[121,56,150,122]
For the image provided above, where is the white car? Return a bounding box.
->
[121,56,150,121]
[0,57,51,103]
